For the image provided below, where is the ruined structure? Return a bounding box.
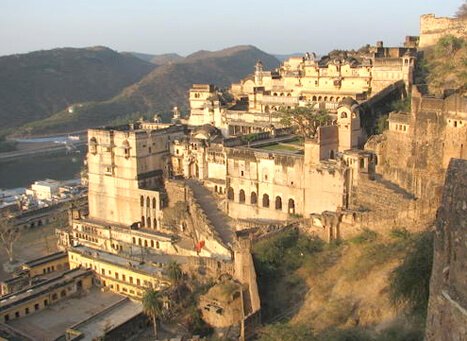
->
[419,14,467,48]
[425,159,467,340]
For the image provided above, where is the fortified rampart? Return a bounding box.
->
[419,14,467,48]
[365,89,466,213]
[425,159,467,340]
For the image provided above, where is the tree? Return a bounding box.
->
[455,2,467,18]
[276,106,331,139]
[142,288,163,338]
[166,260,183,286]
[0,213,20,263]
[166,260,183,302]
[436,35,464,56]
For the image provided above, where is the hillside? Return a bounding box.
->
[21,45,280,135]
[0,46,155,135]
[254,229,432,341]
[416,35,467,95]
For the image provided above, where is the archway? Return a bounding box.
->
[275,196,282,210]
[288,199,295,214]
[251,192,257,204]
[239,190,246,203]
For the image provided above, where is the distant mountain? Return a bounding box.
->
[127,52,184,65]
[0,46,155,135]
[150,53,184,65]
[22,45,280,135]
[123,51,157,63]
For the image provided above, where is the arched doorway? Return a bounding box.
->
[288,199,295,214]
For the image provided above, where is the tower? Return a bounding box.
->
[254,60,263,85]
[337,97,361,152]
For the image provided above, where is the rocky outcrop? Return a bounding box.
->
[425,159,467,340]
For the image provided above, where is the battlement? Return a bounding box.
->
[419,13,467,48]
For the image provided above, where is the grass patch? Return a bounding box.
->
[258,143,300,152]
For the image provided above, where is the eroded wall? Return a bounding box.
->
[425,159,467,340]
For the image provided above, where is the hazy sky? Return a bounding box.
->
[0,0,463,57]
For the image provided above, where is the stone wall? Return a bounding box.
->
[164,180,232,260]
[365,89,466,214]
[425,159,467,340]
[419,14,467,48]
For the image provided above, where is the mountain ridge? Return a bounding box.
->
[19,45,280,135]
[0,46,155,135]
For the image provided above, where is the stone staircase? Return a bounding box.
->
[186,179,235,245]
[351,176,416,220]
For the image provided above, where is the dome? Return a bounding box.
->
[192,124,221,140]
[338,97,359,109]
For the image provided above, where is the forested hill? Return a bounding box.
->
[0,46,155,134]
[20,45,280,135]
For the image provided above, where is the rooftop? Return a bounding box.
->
[0,268,91,312]
[70,245,190,277]
[69,297,142,341]
[7,288,127,341]
[23,251,67,269]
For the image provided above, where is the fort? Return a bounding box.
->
[0,13,465,340]
[419,14,467,48]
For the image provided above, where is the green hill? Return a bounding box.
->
[21,45,280,135]
[0,46,155,135]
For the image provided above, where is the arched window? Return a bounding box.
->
[318,96,322,101]
[262,194,270,208]
[156,241,160,249]
[140,196,144,207]
[227,187,234,201]
[147,217,151,228]
[324,96,328,101]
[312,96,317,101]
[141,216,145,227]
[251,192,257,204]
[123,140,130,158]
[275,196,282,210]
[288,199,295,214]
[239,190,245,203]
[330,96,334,102]
[89,137,98,154]
[341,112,348,119]
[214,185,218,193]
[152,198,156,209]
[153,218,157,229]
[146,197,150,207]
[151,240,154,248]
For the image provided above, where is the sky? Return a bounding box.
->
[0,0,463,57]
